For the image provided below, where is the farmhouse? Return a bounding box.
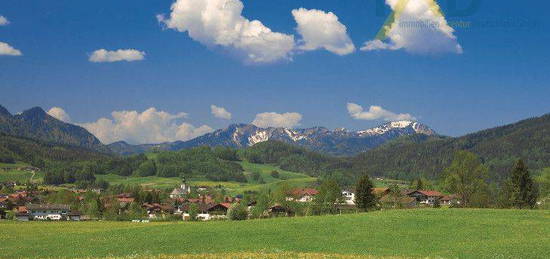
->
[268,204,293,217]
[15,204,80,221]
[379,195,417,208]
[178,203,212,221]
[208,203,231,215]
[440,195,460,205]
[342,190,355,205]
[407,190,443,205]
[15,206,29,221]
[288,188,319,202]
[142,203,175,218]
[372,187,391,197]
[117,197,135,206]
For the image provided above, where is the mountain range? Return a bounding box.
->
[0,104,548,182]
[0,105,108,152]
[107,121,436,156]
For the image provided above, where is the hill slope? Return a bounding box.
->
[0,105,108,152]
[352,113,550,181]
[0,133,109,167]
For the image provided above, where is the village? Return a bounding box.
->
[0,177,459,222]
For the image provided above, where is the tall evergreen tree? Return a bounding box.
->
[355,174,376,211]
[509,160,538,209]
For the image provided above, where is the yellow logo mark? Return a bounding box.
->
[375,0,446,40]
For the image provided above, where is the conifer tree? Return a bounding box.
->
[509,160,538,209]
[355,174,376,211]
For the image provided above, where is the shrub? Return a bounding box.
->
[188,203,199,221]
[227,203,248,221]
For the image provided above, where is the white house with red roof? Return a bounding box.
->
[287,188,319,202]
[407,190,444,205]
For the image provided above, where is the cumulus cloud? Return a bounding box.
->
[292,8,355,55]
[0,16,9,26]
[89,49,145,63]
[0,42,22,56]
[158,0,295,64]
[210,105,232,120]
[347,103,415,121]
[361,0,462,54]
[252,112,302,128]
[47,107,71,123]
[79,108,213,144]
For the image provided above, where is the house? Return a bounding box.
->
[440,195,460,206]
[178,202,212,221]
[407,190,443,205]
[170,178,191,199]
[379,195,416,208]
[26,204,72,220]
[268,204,293,217]
[207,203,231,215]
[288,188,319,202]
[142,203,175,218]
[0,201,7,219]
[196,186,208,192]
[67,211,81,221]
[15,206,29,221]
[342,190,355,205]
[117,197,135,206]
[372,187,391,197]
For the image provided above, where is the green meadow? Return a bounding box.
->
[1,209,548,258]
[95,162,316,194]
[0,162,43,183]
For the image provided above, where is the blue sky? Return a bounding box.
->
[0,0,549,144]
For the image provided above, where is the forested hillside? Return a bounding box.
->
[352,114,550,182]
[239,141,357,185]
[0,105,108,152]
[0,133,108,167]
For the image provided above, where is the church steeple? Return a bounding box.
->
[180,177,190,194]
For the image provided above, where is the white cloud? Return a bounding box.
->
[157,0,295,64]
[210,105,232,120]
[47,107,71,123]
[292,8,355,55]
[347,103,415,121]
[252,112,302,128]
[89,49,145,63]
[79,107,213,144]
[0,16,9,26]
[361,0,462,54]
[0,42,22,56]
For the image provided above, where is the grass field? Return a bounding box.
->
[95,162,316,194]
[0,162,43,183]
[1,209,548,258]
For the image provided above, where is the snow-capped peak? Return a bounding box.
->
[388,120,413,128]
[356,120,434,136]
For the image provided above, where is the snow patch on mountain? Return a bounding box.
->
[284,128,307,142]
[357,120,433,136]
[248,130,270,146]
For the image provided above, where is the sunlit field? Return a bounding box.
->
[94,162,316,193]
[1,209,548,258]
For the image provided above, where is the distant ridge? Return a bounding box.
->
[353,113,550,180]
[0,105,109,152]
[108,120,437,156]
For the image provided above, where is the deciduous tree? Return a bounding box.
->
[443,151,490,207]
